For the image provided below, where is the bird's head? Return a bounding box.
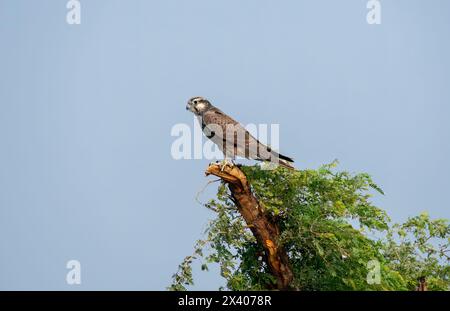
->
[186,96,212,115]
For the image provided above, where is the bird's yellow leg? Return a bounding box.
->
[220,158,234,172]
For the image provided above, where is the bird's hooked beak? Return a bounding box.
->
[186,101,197,113]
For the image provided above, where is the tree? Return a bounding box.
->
[169,162,450,291]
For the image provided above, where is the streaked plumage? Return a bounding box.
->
[186,96,294,169]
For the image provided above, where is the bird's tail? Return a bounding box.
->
[268,151,295,170]
[277,157,295,170]
[255,142,295,170]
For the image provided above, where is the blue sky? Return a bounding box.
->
[0,0,449,290]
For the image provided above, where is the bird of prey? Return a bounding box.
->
[186,96,294,169]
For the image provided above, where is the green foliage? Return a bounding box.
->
[169,162,450,291]
[382,212,450,290]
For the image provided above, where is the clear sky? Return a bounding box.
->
[0,0,449,290]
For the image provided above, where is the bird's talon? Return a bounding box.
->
[219,159,234,172]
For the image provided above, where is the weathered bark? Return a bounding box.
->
[205,163,294,290]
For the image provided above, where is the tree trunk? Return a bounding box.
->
[205,163,294,290]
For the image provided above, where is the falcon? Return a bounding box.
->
[186,96,294,169]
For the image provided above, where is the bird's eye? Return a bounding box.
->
[193,100,198,104]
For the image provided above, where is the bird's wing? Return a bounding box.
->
[201,108,266,159]
[202,107,238,128]
[202,108,250,142]
[202,108,294,167]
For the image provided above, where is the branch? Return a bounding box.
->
[205,164,294,290]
